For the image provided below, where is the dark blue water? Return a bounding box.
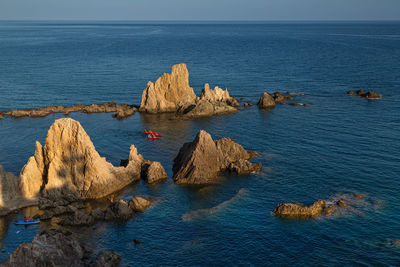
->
[0,21,400,266]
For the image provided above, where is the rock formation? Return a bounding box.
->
[1,229,121,267]
[139,63,197,113]
[139,64,240,118]
[347,90,382,99]
[173,130,261,184]
[257,93,275,108]
[4,102,136,119]
[20,118,145,206]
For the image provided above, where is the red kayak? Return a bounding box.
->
[144,130,162,137]
[230,138,235,141]
[146,135,160,140]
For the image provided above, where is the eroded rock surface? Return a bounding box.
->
[273,200,327,218]
[173,130,261,184]
[139,63,196,113]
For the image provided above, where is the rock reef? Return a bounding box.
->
[172,130,261,184]
[3,102,136,119]
[273,193,366,219]
[347,90,382,99]
[139,64,240,118]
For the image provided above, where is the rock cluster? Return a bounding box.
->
[4,102,136,119]
[139,64,240,118]
[1,229,121,267]
[172,130,261,184]
[347,90,382,99]
[257,93,275,108]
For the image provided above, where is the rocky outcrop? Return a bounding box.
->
[273,92,295,103]
[139,63,197,113]
[173,130,261,184]
[273,200,327,218]
[273,193,367,219]
[21,118,144,204]
[104,200,133,221]
[257,93,275,108]
[141,161,167,184]
[4,102,136,119]
[347,90,382,99]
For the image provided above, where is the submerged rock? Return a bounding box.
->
[173,130,261,184]
[139,63,197,113]
[257,93,275,108]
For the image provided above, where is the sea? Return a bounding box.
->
[0,21,399,266]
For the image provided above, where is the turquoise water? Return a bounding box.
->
[0,21,400,265]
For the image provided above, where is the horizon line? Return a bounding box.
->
[0,19,400,22]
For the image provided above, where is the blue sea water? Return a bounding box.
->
[0,21,400,266]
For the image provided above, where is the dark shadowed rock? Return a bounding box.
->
[173,130,261,184]
[58,210,95,226]
[141,161,167,184]
[1,229,88,267]
[93,251,122,267]
[104,200,133,221]
[257,93,275,108]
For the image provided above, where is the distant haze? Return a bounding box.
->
[0,0,399,21]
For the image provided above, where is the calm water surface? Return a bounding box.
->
[0,21,399,266]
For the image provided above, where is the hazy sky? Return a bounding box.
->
[0,0,399,21]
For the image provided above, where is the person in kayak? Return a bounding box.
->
[24,217,27,222]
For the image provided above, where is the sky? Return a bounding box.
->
[0,0,399,21]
